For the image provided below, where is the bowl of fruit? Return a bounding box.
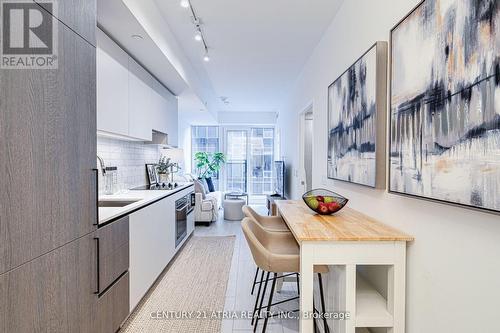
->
[302,189,348,215]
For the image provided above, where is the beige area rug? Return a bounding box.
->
[121,236,235,333]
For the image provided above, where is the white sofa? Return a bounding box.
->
[206,191,222,210]
[193,178,222,224]
[194,192,218,224]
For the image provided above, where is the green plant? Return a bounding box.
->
[194,152,226,179]
[156,156,174,174]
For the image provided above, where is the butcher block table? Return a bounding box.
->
[275,200,414,333]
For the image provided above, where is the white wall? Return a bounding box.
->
[97,136,160,193]
[218,111,277,125]
[278,1,500,332]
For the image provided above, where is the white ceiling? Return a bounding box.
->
[155,0,344,113]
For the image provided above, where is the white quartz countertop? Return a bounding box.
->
[98,183,194,225]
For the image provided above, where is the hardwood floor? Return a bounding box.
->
[194,206,299,333]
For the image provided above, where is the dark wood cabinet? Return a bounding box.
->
[34,0,96,45]
[97,272,130,333]
[0,233,98,333]
[0,14,97,274]
[97,216,130,292]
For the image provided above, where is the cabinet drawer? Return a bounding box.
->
[97,216,129,292]
[97,272,130,333]
[0,234,98,333]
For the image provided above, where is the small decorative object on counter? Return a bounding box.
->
[157,156,181,184]
[302,188,348,215]
[104,166,118,195]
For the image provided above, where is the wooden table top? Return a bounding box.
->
[275,200,414,242]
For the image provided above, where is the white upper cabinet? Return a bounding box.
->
[128,58,153,141]
[97,29,129,137]
[151,80,178,146]
[97,29,179,144]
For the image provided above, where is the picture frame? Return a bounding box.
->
[146,164,158,185]
[388,0,500,214]
[327,41,387,188]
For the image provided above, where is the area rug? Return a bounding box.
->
[121,236,235,333]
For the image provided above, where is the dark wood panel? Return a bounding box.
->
[34,0,96,45]
[97,216,129,291]
[97,272,130,333]
[0,19,97,274]
[0,233,98,333]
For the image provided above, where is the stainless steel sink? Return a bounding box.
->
[98,199,140,208]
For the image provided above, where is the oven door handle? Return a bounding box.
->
[176,204,189,213]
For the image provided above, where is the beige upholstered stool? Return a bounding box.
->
[241,217,330,333]
[242,205,290,232]
[242,205,291,295]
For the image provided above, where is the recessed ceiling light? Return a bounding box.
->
[131,34,143,40]
[180,0,189,8]
[203,54,210,62]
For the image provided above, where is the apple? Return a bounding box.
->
[305,196,319,210]
[323,196,334,203]
[316,195,325,202]
[317,202,330,214]
[327,202,340,212]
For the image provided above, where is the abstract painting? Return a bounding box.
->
[328,42,387,188]
[390,0,500,212]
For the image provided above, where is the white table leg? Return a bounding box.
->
[345,264,356,333]
[300,242,314,333]
[389,242,406,333]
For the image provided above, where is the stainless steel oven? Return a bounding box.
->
[175,193,194,247]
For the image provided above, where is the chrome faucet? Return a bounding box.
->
[97,155,106,175]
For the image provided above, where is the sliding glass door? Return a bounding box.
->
[224,127,274,201]
[249,128,274,197]
[225,130,248,193]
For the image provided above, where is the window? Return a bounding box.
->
[191,126,220,189]
[249,128,274,196]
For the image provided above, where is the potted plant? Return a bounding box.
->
[194,152,226,192]
[156,156,174,183]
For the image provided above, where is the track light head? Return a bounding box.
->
[194,30,202,41]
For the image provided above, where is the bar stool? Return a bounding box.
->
[241,217,330,333]
[242,205,290,232]
[242,205,291,295]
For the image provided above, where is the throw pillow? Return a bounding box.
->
[193,179,206,199]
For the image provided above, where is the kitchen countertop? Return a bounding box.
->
[98,183,194,225]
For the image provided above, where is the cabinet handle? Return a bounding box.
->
[92,168,99,226]
[94,237,100,295]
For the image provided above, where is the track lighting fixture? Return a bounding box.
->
[181,0,212,62]
[194,29,202,41]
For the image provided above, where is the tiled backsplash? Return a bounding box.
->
[97,137,160,194]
